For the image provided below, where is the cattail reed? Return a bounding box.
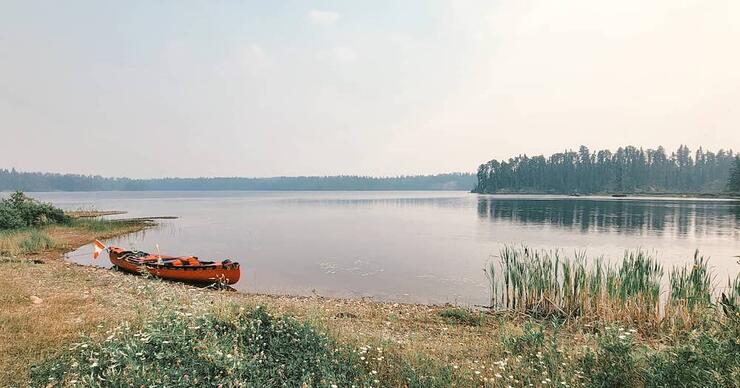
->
[484,246,731,330]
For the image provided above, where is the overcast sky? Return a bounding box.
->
[1,0,739,178]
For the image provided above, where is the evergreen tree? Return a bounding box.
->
[474,145,735,194]
[728,156,740,193]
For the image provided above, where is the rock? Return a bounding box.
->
[30,295,43,304]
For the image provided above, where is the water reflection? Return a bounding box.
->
[477,197,740,238]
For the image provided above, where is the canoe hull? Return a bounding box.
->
[108,247,240,285]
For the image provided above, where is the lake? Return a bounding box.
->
[32,191,740,306]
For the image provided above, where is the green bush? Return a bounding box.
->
[31,306,370,387]
[0,191,68,230]
[579,327,641,388]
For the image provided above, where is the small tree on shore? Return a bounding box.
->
[0,191,68,229]
[728,156,740,193]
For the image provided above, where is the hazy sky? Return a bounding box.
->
[2,1,739,178]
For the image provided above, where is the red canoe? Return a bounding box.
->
[108,246,240,285]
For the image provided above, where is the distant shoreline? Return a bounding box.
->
[472,191,740,200]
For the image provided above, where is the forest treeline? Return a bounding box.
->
[0,170,476,192]
[474,145,740,194]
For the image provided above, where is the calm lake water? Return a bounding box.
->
[31,191,740,306]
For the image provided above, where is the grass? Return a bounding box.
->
[0,229,57,256]
[0,218,152,257]
[439,307,485,326]
[484,246,740,332]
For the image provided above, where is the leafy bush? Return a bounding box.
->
[0,191,68,230]
[31,306,370,387]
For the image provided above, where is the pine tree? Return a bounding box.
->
[474,145,736,194]
[728,156,740,193]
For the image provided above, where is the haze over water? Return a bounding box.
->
[39,191,740,306]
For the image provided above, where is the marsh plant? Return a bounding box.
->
[484,246,739,330]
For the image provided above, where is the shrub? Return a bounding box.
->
[0,191,68,230]
[31,306,369,387]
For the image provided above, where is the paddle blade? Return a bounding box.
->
[93,240,106,259]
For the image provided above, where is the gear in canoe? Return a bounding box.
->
[94,240,240,285]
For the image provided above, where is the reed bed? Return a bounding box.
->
[484,246,739,330]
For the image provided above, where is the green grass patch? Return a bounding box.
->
[17,230,56,253]
[0,229,56,255]
[438,308,485,326]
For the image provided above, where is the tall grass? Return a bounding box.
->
[0,229,56,255]
[0,218,147,256]
[484,246,737,329]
